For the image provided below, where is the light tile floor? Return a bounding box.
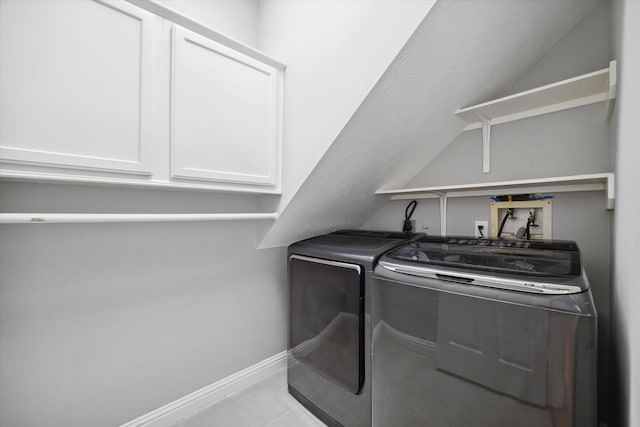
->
[174,369,326,427]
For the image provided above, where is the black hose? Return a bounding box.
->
[403,200,417,232]
[525,210,536,240]
[497,209,511,238]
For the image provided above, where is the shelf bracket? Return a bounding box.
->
[606,172,615,210]
[434,191,448,235]
[474,112,492,173]
[606,59,617,121]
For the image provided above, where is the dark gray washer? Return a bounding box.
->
[371,236,597,427]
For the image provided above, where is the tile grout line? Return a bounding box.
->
[177,368,326,427]
[264,375,306,427]
[263,405,298,427]
[295,403,327,426]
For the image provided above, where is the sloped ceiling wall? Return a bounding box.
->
[406,1,612,189]
[259,0,598,248]
[257,0,436,212]
[505,0,611,95]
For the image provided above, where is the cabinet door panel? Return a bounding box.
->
[171,26,281,188]
[0,0,153,174]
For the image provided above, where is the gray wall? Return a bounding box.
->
[0,182,287,426]
[0,0,284,425]
[506,0,611,95]
[610,1,640,426]
[364,3,613,423]
[406,103,612,187]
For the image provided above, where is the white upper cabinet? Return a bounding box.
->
[0,0,284,194]
[0,0,154,175]
[171,27,281,189]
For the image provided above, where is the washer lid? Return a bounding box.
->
[383,236,581,279]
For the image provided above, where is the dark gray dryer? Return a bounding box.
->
[372,236,598,427]
[288,230,422,427]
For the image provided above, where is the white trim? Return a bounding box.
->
[0,213,279,224]
[0,151,152,176]
[120,350,288,427]
[0,170,282,195]
[124,0,285,70]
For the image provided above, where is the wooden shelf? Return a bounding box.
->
[455,60,617,131]
[375,172,615,210]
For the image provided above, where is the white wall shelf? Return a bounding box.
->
[0,212,279,224]
[376,173,614,206]
[455,61,616,173]
[456,60,617,130]
[376,173,613,235]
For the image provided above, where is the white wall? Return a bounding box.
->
[0,183,287,426]
[0,2,287,424]
[256,0,435,215]
[157,0,259,47]
[610,1,640,426]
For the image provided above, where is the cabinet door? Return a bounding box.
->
[171,26,282,190]
[0,0,154,175]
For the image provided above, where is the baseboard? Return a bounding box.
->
[120,350,289,427]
